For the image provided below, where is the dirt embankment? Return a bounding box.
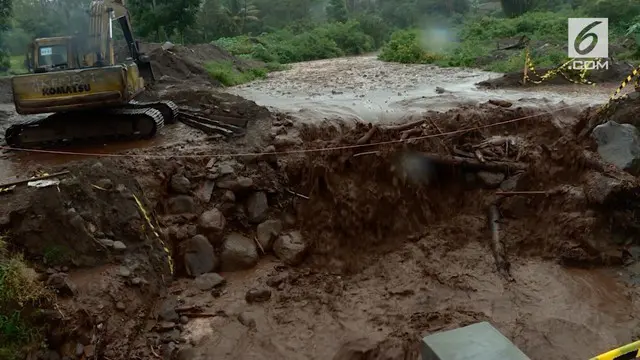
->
[2,91,640,359]
[478,61,636,89]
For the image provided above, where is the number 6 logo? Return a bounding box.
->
[568,18,608,59]
[574,21,601,56]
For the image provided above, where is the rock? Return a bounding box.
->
[118,266,131,277]
[162,329,181,343]
[583,172,623,204]
[184,235,218,277]
[216,175,240,190]
[220,233,259,271]
[162,41,174,51]
[273,134,303,148]
[237,176,254,189]
[196,180,215,202]
[168,195,196,214]
[273,231,308,266]
[46,273,77,297]
[476,171,505,189]
[112,241,127,251]
[222,190,236,203]
[245,192,268,223]
[115,302,126,311]
[75,343,84,357]
[488,99,513,108]
[194,273,225,291]
[435,86,446,94]
[175,347,197,360]
[245,287,272,303]
[256,219,283,251]
[260,145,278,164]
[83,345,95,358]
[180,316,189,325]
[98,238,114,247]
[266,272,289,288]
[592,121,640,174]
[158,299,179,322]
[170,174,191,194]
[198,208,227,243]
[237,312,256,328]
[218,163,235,176]
[500,173,523,191]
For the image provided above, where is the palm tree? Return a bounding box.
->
[221,0,260,35]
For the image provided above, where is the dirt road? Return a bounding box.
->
[2,49,640,360]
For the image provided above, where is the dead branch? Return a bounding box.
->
[488,204,512,280]
[400,128,422,141]
[496,191,547,196]
[417,153,528,173]
[474,150,485,163]
[452,146,475,158]
[0,171,70,188]
[356,125,379,145]
[382,119,426,132]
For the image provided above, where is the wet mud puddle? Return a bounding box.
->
[231,55,616,123]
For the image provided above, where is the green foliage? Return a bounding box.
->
[500,0,536,17]
[378,29,443,64]
[326,0,348,23]
[377,9,639,72]
[205,60,270,86]
[0,237,50,359]
[215,20,376,64]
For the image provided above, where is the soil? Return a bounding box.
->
[1,44,640,360]
[477,61,636,89]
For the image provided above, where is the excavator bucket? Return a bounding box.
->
[137,55,155,86]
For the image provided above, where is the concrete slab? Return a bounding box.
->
[421,321,531,360]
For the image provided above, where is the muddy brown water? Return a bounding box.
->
[1,56,639,360]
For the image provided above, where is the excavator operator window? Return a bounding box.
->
[37,45,68,69]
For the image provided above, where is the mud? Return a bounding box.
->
[2,47,640,360]
[0,162,171,359]
[477,61,636,89]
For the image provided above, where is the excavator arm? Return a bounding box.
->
[87,0,155,82]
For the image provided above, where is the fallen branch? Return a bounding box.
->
[356,125,378,145]
[286,189,309,200]
[352,151,379,157]
[400,128,422,141]
[416,153,528,173]
[382,119,425,132]
[253,236,265,255]
[488,204,512,280]
[474,150,485,163]
[0,170,70,189]
[496,191,547,196]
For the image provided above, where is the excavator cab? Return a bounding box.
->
[26,37,82,73]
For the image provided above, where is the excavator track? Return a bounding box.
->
[5,106,165,149]
[127,100,179,124]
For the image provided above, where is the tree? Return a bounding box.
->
[326,0,347,22]
[500,0,535,17]
[220,0,260,35]
[0,0,12,71]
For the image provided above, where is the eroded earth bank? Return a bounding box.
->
[1,44,640,360]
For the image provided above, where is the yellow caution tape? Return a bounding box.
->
[590,340,640,360]
[523,48,596,86]
[599,66,640,113]
[132,194,174,275]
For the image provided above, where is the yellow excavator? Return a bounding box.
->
[5,0,178,148]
